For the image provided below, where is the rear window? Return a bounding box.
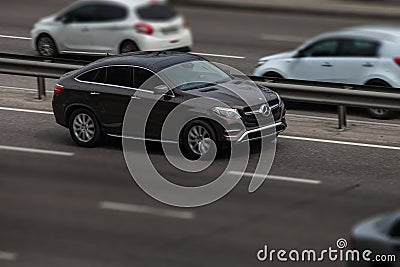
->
[136,4,177,21]
[340,39,380,57]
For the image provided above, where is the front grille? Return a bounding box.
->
[240,100,282,127]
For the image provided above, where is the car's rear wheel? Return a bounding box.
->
[36,35,57,57]
[366,80,397,119]
[69,109,102,147]
[180,120,218,160]
[120,40,139,54]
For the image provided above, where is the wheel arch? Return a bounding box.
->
[364,78,391,87]
[35,32,58,51]
[262,71,284,79]
[64,104,101,129]
[180,117,224,141]
[119,39,140,54]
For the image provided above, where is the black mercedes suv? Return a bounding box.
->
[53,52,286,157]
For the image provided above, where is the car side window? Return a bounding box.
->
[390,220,400,238]
[340,39,380,57]
[105,66,133,88]
[77,70,97,82]
[77,68,106,84]
[134,68,165,91]
[93,4,128,22]
[63,4,127,23]
[64,5,96,23]
[302,40,340,57]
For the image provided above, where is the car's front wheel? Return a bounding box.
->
[180,120,218,160]
[69,109,103,147]
[36,35,58,57]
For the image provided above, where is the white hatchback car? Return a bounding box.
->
[31,0,193,57]
[254,26,400,118]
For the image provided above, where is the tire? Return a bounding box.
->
[120,40,139,54]
[365,81,397,119]
[180,120,218,160]
[263,72,283,79]
[36,35,58,57]
[69,109,103,148]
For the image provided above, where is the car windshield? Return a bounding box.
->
[162,60,233,91]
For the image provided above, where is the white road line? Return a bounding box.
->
[0,107,53,115]
[0,145,74,157]
[280,135,400,151]
[0,34,31,40]
[287,113,400,128]
[260,33,306,43]
[229,171,321,185]
[0,85,37,92]
[99,201,195,220]
[0,85,54,94]
[191,52,246,59]
[0,251,18,261]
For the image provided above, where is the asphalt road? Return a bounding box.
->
[0,2,399,267]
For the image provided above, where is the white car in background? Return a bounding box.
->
[31,0,192,56]
[254,26,400,119]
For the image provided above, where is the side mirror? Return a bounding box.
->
[154,84,169,95]
[294,50,305,58]
[57,16,69,23]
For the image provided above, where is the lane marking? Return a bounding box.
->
[0,107,53,115]
[280,135,400,151]
[0,34,31,40]
[229,171,321,185]
[99,201,195,220]
[0,85,54,94]
[260,33,306,43]
[0,251,18,261]
[191,52,246,59]
[0,145,74,157]
[287,113,400,128]
[0,34,246,59]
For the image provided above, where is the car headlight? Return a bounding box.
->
[212,107,241,120]
[256,60,268,68]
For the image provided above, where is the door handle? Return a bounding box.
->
[132,96,141,100]
[362,63,374,67]
[90,92,100,96]
[81,27,90,32]
[321,62,333,67]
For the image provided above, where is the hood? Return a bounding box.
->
[258,51,296,62]
[37,15,56,25]
[184,79,279,109]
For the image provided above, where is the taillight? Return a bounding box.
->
[54,84,64,95]
[135,23,153,35]
[394,57,400,66]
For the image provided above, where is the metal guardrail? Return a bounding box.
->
[0,53,399,129]
[0,53,88,100]
[250,76,400,129]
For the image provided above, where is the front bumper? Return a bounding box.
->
[221,103,287,143]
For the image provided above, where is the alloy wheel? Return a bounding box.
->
[73,113,96,143]
[187,125,212,156]
[37,36,56,57]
